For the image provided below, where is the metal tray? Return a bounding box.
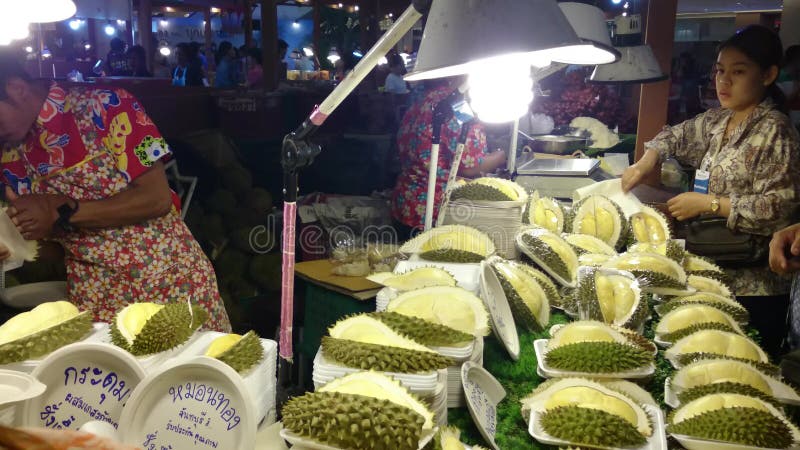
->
[525,135,588,155]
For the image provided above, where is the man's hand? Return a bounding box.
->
[6,187,67,241]
[769,223,800,274]
[666,192,712,221]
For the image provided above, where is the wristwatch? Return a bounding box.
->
[710,195,720,214]
[56,198,79,232]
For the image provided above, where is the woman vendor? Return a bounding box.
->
[622,25,800,357]
[0,49,231,332]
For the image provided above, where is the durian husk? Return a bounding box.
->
[110,303,208,356]
[321,336,453,373]
[0,308,92,364]
[367,311,473,347]
[210,331,264,373]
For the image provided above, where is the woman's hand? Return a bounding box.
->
[5,187,67,240]
[666,192,711,221]
[0,243,10,262]
[621,149,659,193]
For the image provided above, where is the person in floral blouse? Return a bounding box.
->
[0,49,230,332]
[622,26,800,357]
[391,78,507,235]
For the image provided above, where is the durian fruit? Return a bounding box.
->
[110,302,207,356]
[488,256,550,332]
[323,316,452,373]
[629,205,671,244]
[567,195,628,249]
[514,262,563,309]
[657,292,749,324]
[687,274,733,299]
[204,331,263,373]
[388,286,490,336]
[674,353,782,378]
[433,426,468,450]
[367,267,456,291]
[562,233,617,256]
[577,252,614,267]
[677,382,783,408]
[574,267,647,330]
[667,393,800,448]
[665,329,770,365]
[545,321,653,373]
[601,251,689,295]
[517,227,579,287]
[399,225,495,263]
[683,253,727,282]
[367,312,473,347]
[655,304,743,344]
[598,379,659,407]
[628,240,685,263]
[0,301,92,364]
[524,191,566,234]
[521,378,652,448]
[283,371,433,450]
[671,358,798,403]
[450,177,527,202]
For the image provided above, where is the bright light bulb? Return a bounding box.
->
[468,61,534,124]
[160,19,168,27]
[160,46,171,56]
[69,19,81,30]
[116,19,125,26]
[104,25,115,36]
[84,43,91,50]
[22,0,76,23]
[0,17,30,45]
[378,56,388,65]
[354,5,359,11]
[303,47,313,57]
[327,54,341,64]
[25,46,33,53]
[292,21,300,29]
[612,0,622,3]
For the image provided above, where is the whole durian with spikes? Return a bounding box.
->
[566,195,628,249]
[629,205,671,244]
[367,267,456,291]
[524,191,566,233]
[544,321,653,373]
[655,304,743,344]
[399,225,495,263]
[521,377,653,448]
[387,286,490,336]
[110,302,207,356]
[656,292,749,324]
[573,267,647,330]
[601,251,690,295]
[322,315,453,373]
[665,329,770,366]
[487,256,551,332]
[282,371,434,450]
[0,301,92,364]
[449,177,527,202]
[516,227,579,287]
[204,331,263,373]
[667,393,800,448]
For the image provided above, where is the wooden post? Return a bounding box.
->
[204,8,215,73]
[87,18,98,62]
[261,0,279,91]
[244,0,253,48]
[137,0,153,75]
[634,0,678,162]
[313,0,321,55]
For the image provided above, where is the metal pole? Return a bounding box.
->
[508,117,519,173]
[424,143,440,231]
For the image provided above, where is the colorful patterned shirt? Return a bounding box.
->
[646,99,800,296]
[391,85,490,229]
[0,83,230,331]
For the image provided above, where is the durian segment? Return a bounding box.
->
[687,275,733,299]
[524,192,566,233]
[676,382,783,408]
[602,251,689,295]
[668,393,800,448]
[329,315,433,353]
[367,312,473,347]
[657,293,749,324]
[563,233,617,256]
[599,379,659,407]
[575,267,646,329]
[399,225,495,263]
[282,391,426,450]
[629,205,671,244]
[204,331,264,373]
[0,301,92,364]
[666,329,769,364]
[367,267,457,291]
[545,341,653,374]
[319,371,435,431]
[655,304,743,339]
[388,286,490,336]
[488,256,550,331]
[683,254,727,281]
[321,336,453,373]
[577,252,614,267]
[671,359,777,396]
[110,303,207,356]
[514,262,563,309]
[541,406,648,448]
[451,177,527,202]
[521,378,653,438]
[628,240,685,263]
[674,354,782,379]
[435,426,467,450]
[569,195,628,249]
[546,320,630,350]
[517,227,579,287]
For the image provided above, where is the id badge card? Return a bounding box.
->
[693,169,710,194]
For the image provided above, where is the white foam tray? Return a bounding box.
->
[280,427,436,450]
[529,404,667,450]
[533,339,655,379]
[670,434,797,450]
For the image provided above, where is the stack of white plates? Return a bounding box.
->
[375,287,397,312]
[441,200,525,259]
[446,338,484,408]
[429,370,448,427]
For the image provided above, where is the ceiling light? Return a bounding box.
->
[160,46,171,56]
[23,0,77,23]
[104,24,116,36]
[25,46,33,53]
[160,19,169,26]
[292,20,300,28]
[116,19,126,26]
[303,47,314,57]
[210,7,221,13]
[69,19,81,30]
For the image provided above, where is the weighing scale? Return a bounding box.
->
[514,157,614,201]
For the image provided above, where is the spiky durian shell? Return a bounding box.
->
[110,303,208,356]
[677,382,782,408]
[659,322,739,343]
[367,312,473,347]
[450,184,513,201]
[567,195,629,250]
[515,262,563,309]
[400,225,495,263]
[602,251,688,295]
[488,257,550,332]
[562,233,618,257]
[687,274,734,299]
[629,205,672,244]
[517,228,578,287]
[657,294,749,324]
[212,331,264,373]
[545,341,652,373]
[321,336,453,373]
[667,404,795,448]
[683,253,729,283]
[0,310,92,364]
[282,391,425,450]
[524,192,565,233]
[575,267,647,330]
[540,405,648,447]
[666,330,769,366]
[674,353,781,377]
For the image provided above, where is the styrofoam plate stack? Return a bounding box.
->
[447,337,484,408]
[313,349,441,397]
[167,331,278,426]
[429,370,448,427]
[375,287,398,312]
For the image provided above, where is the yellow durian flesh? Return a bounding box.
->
[596,274,637,324]
[687,275,732,298]
[656,305,738,334]
[493,261,547,323]
[117,303,165,347]
[578,205,616,243]
[579,253,613,267]
[547,321,625,349]
[608,253,685,282]
[669,330,765,362]
[538,234,578,279]
[673,360,772,395]
[0,301,80,345]
[205,334,242,358]
[420,231,489,256]
[319,371,435,431]
[672,393,771,424]
[388,287,490,336]
[328,316,432,353]
[684,255,721,272]
[368,267,456,291]
[545,386,640,431]
[631,211,668,244]
[532,198,564,233]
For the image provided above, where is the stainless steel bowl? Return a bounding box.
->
[526,135,588,155]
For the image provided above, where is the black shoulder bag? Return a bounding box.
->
[684,216,768,267]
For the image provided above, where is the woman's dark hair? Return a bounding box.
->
[718,25,786,112]
[109,37,126,53]
[247,47,262,65]
[0,48,30,100]
[216,41,233,65]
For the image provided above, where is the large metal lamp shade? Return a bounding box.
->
[558,2,620,64]
[590,45,668,84]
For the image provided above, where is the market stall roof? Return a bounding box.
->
[677,0,782,13]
